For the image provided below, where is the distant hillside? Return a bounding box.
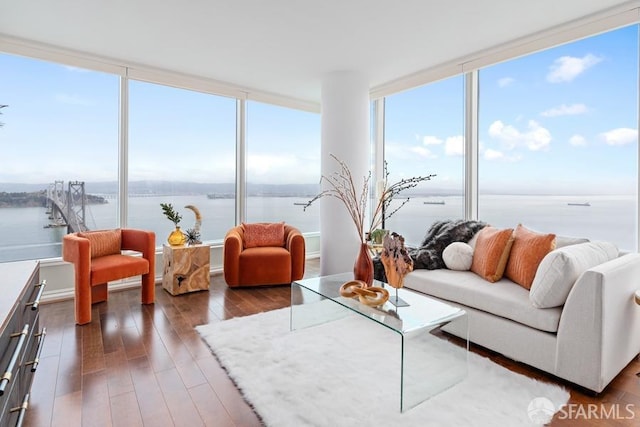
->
[0,180,627,197]
[0,191,47,208]
[0,180,468,198]
[0,191,107,208]
[0,181,322,197]
[117,181,322,197]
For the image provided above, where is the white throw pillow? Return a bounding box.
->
[467,232,480,249]
[529,241,618,308]
[443,242,474,271]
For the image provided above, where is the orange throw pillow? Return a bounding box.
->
[470,226,514,282]
[505,224,556,290]
[242,222,285,248]
[77,229,122,258]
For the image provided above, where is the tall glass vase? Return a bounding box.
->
[353,242,374,286]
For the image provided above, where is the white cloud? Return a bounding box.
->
[599,128,637,146]
[541,103,588,117]
[422,135,442,145]
[488,119,551,151]
[55,93,94,106]
[568,134,587,147]
[248,153,297,176]
[484,148,504,160]
[385,142,434,161]
[445,136,464,156]
[482,148,522,162]
[546,54,602,83]
[409,146,436,158]
[62,65,89,73]
[498,77,515,88]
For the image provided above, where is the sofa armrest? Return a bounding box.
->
[285,225,305,281]
[556,253,640,392]
[224,226,244,286]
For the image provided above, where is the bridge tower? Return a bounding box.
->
[47,180,67,227]
[67,181,88,233]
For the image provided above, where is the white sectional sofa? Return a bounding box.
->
[403,240,640,393]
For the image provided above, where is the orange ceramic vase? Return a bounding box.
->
[353,242,374,286]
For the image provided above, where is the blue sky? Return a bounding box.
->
[1,24,638,194]
[384,24,639,195]
[0,55,320,186]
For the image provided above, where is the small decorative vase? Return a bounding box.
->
[168,226,186,246]
[353,242,374,286]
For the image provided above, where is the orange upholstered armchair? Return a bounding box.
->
[223,222,305,287]
[63,228,156,325]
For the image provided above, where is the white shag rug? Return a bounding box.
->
[196,307,569,426]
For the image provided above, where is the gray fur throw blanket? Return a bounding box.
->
[409,219,487,270]
[373,219,486,281]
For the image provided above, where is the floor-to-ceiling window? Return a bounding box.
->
[478,25,638,250]
[0,53,119,262]
[128,81,237,243]
[1,21,637,263]
[382,76,465,246]
[0,50,323,264]
[245,101,321,232]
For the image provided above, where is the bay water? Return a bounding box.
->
[0,194,635,263]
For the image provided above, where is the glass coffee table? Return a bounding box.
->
[291,272,468,412]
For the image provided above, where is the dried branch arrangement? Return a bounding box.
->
[302,154,435,242]
[370,161,436,232]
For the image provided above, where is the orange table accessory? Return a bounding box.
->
[339,280,389,307]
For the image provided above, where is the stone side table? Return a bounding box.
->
[162,244,210,296]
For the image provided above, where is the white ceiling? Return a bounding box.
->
[0,0,637,104]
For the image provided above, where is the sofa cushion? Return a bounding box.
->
[529,241,619,308]
[242,222,285,248]
[505,224,556,290]
[239,246,292,285]
[404,269,562,333]
[470,226,514,282]
[443,242,473,271]
[90,254,149,285]
[78,229,122,259]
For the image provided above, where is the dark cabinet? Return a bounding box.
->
[0,261,46,426]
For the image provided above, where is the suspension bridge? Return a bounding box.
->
[45,180,89,233]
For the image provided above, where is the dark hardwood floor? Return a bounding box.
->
[25,258,639,426]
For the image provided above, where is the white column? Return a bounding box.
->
[320,71,370,276]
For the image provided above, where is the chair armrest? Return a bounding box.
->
[224,226,244,286]
[62,233,91,273]
[285,225,305,281]
[122,229,156,255]
[121,228,156,276]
